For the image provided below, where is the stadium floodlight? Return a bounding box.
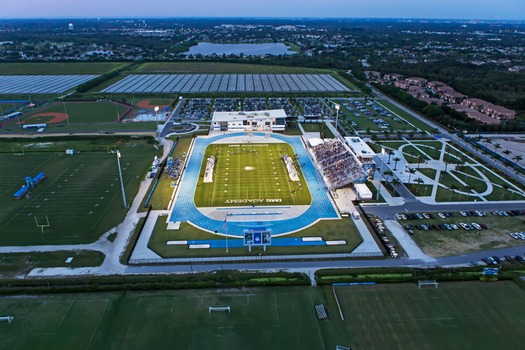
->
[154,106,160,138]
[116,149,128,208]
[376,148,386,201]
[334,103,340,134]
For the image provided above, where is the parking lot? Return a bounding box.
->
[396,210,525,257]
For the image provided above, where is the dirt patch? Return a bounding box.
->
[24,112,69,124]
[136,100,169,110]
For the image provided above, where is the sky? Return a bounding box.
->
[1,0,524,20]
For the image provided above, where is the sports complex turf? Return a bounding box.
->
[23,101,131,124]
[134,61,333,74]
[0,137,160,245]
[0,282,523,349]
[0,62,128,75]
[194,142,311,207]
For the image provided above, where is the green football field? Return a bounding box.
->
[0,138,160,246]
[194,142,312,207]
[0,282,524,349]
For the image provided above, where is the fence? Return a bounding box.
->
[129,251,383,265]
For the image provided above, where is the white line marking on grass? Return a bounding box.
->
[86,299,110,350]
[308,293,325,350]
[53,301,73,335]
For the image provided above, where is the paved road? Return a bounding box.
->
[122,244,525,275]
[367,84,525,187]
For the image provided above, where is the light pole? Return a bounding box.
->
[116,149,127,208]
[334,103,340,135]
[376,147,386,201]
[61,96,70,127]
[154,106,160,139]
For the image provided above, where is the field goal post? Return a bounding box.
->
[209,306,231,314]
[34,215,50,233]
[418,280,438,289]
[0,316,14,324]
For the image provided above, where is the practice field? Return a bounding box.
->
[0,138,160,245]
[1,282,524,349]
[325,281,525,349]
[194,143,312,207]
[0,62,128,75]
[134,61,332,74]
[22,101,131,124]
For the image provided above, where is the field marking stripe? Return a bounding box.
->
[86,299,110,350]
[308,292,325,350]
[53,301,73,335]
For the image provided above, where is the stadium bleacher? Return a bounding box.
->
[311,139,367,189]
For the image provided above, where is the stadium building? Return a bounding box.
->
[211,109,287,132]
[344,136,377,179]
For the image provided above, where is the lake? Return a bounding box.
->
[184,42,297,57]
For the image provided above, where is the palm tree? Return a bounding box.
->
[502,149,512,168]
[383,169,394,181]
[407,167,416,184]
[387,150,394,164]
[391,178,401,195]
[414,177,424,195]
[512,155,523,173]
[393,157,401,170]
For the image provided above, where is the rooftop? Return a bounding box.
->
[212,109,287,122]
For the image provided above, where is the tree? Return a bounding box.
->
[383,170,394,181]
[502,149,512,168]
[393,157,401,171]
[416,154,423,169]
[387,150,394,164]
[414,177,424,196]
[391,178,401,195]
[407,167,416,184]
[512,154,523,173]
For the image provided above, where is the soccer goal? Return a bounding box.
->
[0,316,14,324]
[209,306,231,314]
[418,280,438,289]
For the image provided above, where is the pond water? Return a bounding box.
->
[184,42,296,57]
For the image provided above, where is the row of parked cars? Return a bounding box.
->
[395,212,454,221]
[372,217,398,258]
[510,232,525,240]
[482,255,524,265]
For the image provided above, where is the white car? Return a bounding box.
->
[460,211,468,217]
[460,223,470,230]
[471,223,482,230]
[451,224,459,230]
[423,213,430,219]
[438,213,446,219]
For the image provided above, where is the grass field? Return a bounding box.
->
[0,250,105,277]
[0,62,128,75]
[194,142,311,207]
[134,62,333,74]
[19,101,131,124]
[0,282,524,349]
[148,218,362,258]
[0,137,160,245]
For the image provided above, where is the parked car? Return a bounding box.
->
[492,256,502,264]
[515,255,524,263]
[460,223,470,230]
[451,224,458,230]
[471,223,482,230]
[505,255,513,262]
[460,211,468,217]
[438,213,446,219]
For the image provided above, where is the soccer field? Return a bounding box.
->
[0,138,159,245]
[194,142,312,207]
[22,101,131,124]
[1,282,524,349]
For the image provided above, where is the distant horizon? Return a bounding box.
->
[1,0,524,21]
[0,16,523,22]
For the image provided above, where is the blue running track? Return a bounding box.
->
[169,132,338,237]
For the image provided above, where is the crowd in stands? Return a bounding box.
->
[311,139,367,189]
[166,157,184,180]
